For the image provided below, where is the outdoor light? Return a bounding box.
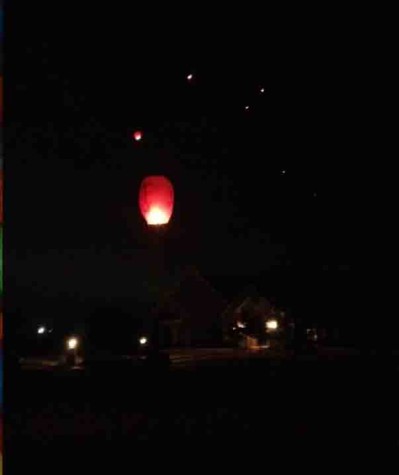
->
[307,328,318,342]
[266,319,278,331]
[66,337,79,350]
[244,105,250,111]
[187,74,193,81]
[139,337,148,346]
[37,326,46,335]
[237,321,246,329]
[260,88,265,93]
[139,176,174,226]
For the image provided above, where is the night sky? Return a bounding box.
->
[6,6,362,329]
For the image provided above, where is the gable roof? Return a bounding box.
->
[222,287,274,323]
[153,265,226,322]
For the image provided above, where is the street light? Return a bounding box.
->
[67,337,79,350]
[65,336,79,367]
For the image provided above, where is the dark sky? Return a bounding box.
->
[6,6,363,324]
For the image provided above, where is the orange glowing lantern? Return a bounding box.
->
[133,130,142,142]
[139,176,174,226]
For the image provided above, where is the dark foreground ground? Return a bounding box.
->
[5,351,399,470]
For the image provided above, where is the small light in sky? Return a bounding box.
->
[139,336,148,345]
[133,130,142,142]
[244,105,250,111]
[313,192,317,198]
[37,326,46,335]
[281,170,286,175]
[187,73,193,81]
[260,88,265,94]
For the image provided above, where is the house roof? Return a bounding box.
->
[222,289,274,322]
[153,266,226,322]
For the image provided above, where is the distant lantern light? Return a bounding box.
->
[260,87,265,94]
[37,326,46,335]
[244,105,250,111]
[139,176,174,226]
[281,170,286,175]
[133,130,143,142]
[139,337,148,346]
[187,73,193,81]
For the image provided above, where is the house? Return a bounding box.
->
[222,287,289,348]
[152,266,226,348]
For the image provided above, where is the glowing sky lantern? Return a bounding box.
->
[133,130,143,142]
[139,176,174,226]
